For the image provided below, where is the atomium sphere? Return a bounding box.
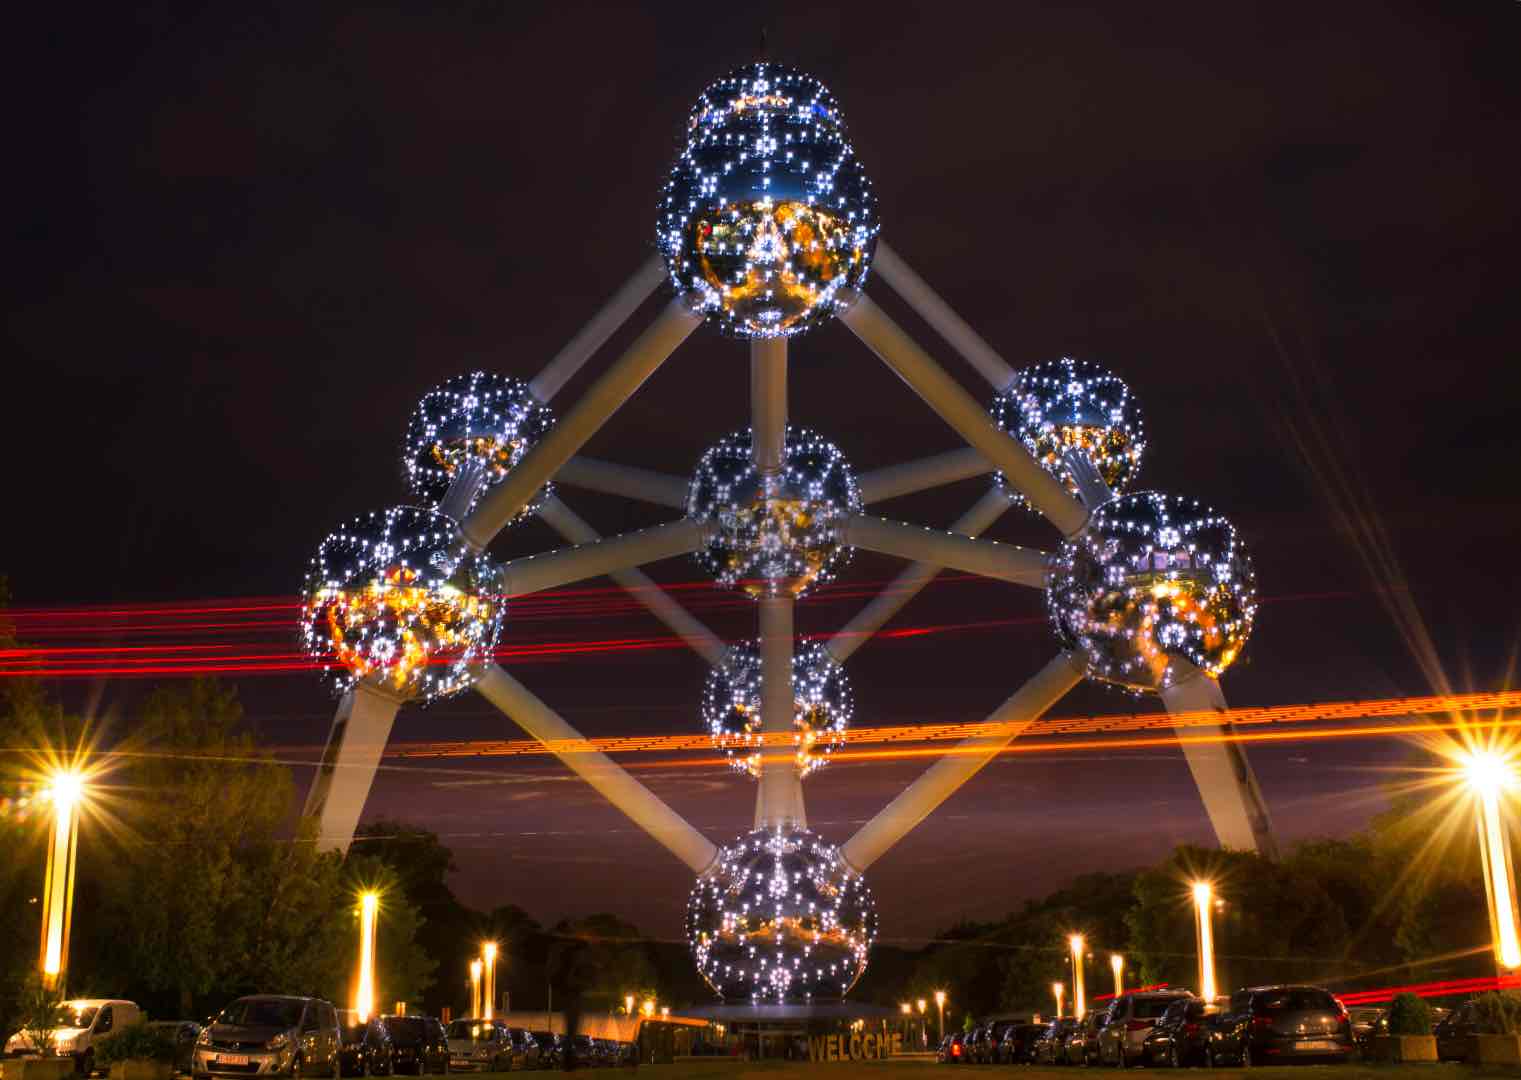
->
[991,356,1145,509]
[299,506,504,703]
[1046,491,1256,693]
[687,426,861,598]
[401,371,555,519]
[687,827,877,1003]
[702,640,852,779]
[656,62,879,338]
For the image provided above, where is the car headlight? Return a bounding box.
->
[266,1034,290,1051]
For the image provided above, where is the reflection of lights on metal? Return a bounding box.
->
[482,943,498,1021]
[356,892,379,1022]
[1069,935,1086,1017]
[470,960,483,1019]
[1110,953,1125,997]
[1464,750,1521,970]
[1193,881,1217,1001]
[1052,982,1065,1019]
[39,769,86,989]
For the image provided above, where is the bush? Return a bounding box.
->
[1471,991,1521,1036]
[94,1022,176,1066]
[1385,993,1433,1036]
[16,977,65,1056]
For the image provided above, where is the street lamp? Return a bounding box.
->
[1069,934,1086,1017]
[482,942,498,1021]
[625,994,635,1016]
[470,959,483,1018]
[1052,982,1065,1019]
[1192,881,1218,1001]
[355,891,379,1022]
[642,999,655,1018]
[934,990,946,1043]
[1463,751,1521,970]
[39,769,86,992]
[1110,953,1124,997]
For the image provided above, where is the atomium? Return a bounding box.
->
[402,371,555,518]
[299,506,504,702]
[991,356,1145,509]
[687,426,861,598]
[1046,491,1257,693]
[656,61,879,338]
[702,639,852,779]
[687,826,877,1003]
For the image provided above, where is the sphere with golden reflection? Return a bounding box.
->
[991,357,1145,509]
[1046,491,1256,692]
[300,507,503,702]
[687,426,861,598]
[702,640,852,780]
[687,827,877,1003]
[402,371,555,520]
[657,62,879,338]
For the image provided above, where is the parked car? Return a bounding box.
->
[446,1019,516,1072]
[1032,1019,1077,1065]
[1069,1009,1111,1066]
[530,1032,562,1069]
[935,1035,956,1063]
[337,1014,393,1077]
[997,1023,1046,1064]
[1435,999,1486,1062]
[564,1034,598,1069]
[965,1024,995,1064]
[510,1031,541,1070]
[193,996,341,1080]
[1143,998,1219,1067]
[1206,985,1353,1066]
[147,1022,202,1075]
[1098,991,1194,1067]
[5,999,142,1076]
[380,1016,447,1075]
[1348,1007,1387,1057]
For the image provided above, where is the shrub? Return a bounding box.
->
[16,977,65,1056]
[94,1022,176,1066]
[1471,991,1521,1036]
[1385,993,1433,1036]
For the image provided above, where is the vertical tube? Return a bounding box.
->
[483,943,498,1021]
[1193,882,1217,1001]
[755,595,804,829]
[1069,935,1086,1017]
[356,893,378,1022]
[750,338,787,471]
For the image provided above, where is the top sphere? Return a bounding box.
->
[991,357,1145,509]
[402,371,555,520]
[656,62,879,338]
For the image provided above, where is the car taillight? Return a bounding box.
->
[1251,1015,1274,1029]
[952,1045,961,1056]
[1183,1023,1199,1036]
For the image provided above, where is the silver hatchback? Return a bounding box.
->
[193,996,341,1079]
[1098,991,1195,1067]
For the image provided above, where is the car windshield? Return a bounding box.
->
[447,1021,494,1041]
[386,1019,426,1044]
[219,1000,304,1029]
[1134,997,1188,1019]
[1258,990,1338,1012]
[52,1006,99,1030]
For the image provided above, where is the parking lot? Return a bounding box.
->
[422,1066,1520,1080]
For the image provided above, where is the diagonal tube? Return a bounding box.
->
[474,664,717,873]
[840,293,1089,537]
[856,447,993,505]
[840,652,1084,872]
[842,513,1048,587]
[537,497,726,668]
[528,256,668,403]
[828,489,1012,663]
[499,518,704,597]
[555,457,690,510]
[872,241,1018,392]
[302,682,405,854]
[463,298,701,550]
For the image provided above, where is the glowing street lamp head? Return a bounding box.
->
[1192,880,1213,905]
[47,770,85,810]
[934,990,946,1008]
[625,994,634,1015]
[642,999,654,1018]
[470,959,482,979]
[483,942,498,963]
[899,1003,911,1015]
[1111,953,1124,975]
[1464,750,1514,797]
[1068,933,1084,955]
[916,999,926,1013]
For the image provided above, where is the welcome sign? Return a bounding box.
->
[807,1032,904,1062]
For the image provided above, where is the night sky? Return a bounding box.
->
[4,3,1519,942]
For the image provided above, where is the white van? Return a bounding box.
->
[4,999,142,1074]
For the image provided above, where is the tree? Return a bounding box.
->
[548,914,657,1015]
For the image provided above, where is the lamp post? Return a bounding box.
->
[1069,935,1086,1017]
[355,892,379,1022]
[1192,882,1218,1001]
[916,999,927,1048]
[470,960,483,1018]
[625,994,634,1017]
[1052,982,1065,1020]
[934,991,946,1044]
[1464,751,1521,971]
[482,942,498,1021]
[642,999,655,1019]
[1110,953,1124,997]
[38,769,85,992]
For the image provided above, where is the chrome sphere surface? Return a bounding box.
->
[687,426,861,598]
[701,639,852,779]
[656,62,879,338]
[1046,491,1256,692]
[402,371,555,519]
[687,827,877,1003]
[299,506,504,702]
[991,356,1145,509]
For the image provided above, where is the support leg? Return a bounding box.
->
[755,595,805,829]
[498,518,704,597]
[302,683,403,854]
[528,256,668,403]
[841,513,1048,586]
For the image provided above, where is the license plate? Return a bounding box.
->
[215,1055,250,1065]
[1301,1040,1338,1051]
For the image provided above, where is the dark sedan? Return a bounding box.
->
[1435,999,1487,1062]
[1144,998,1219,1067]
[997,1023,1046,1064]
[1032,1019,1078,1065]
[147,1022,202,1075]
[338,1015,393,1077]
[1207,986,1353,1066]
[530,1033,561,1069]
[380,1017,447,1075]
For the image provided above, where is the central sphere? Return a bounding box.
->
[702,639,852,779]
[687,426,861,598]
[687,827,877,1003]
[299,506,504,703]
[991,357,1145,509]
[402,371,555,520]
[1046,491,1257,692]
[656,62,879,338]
